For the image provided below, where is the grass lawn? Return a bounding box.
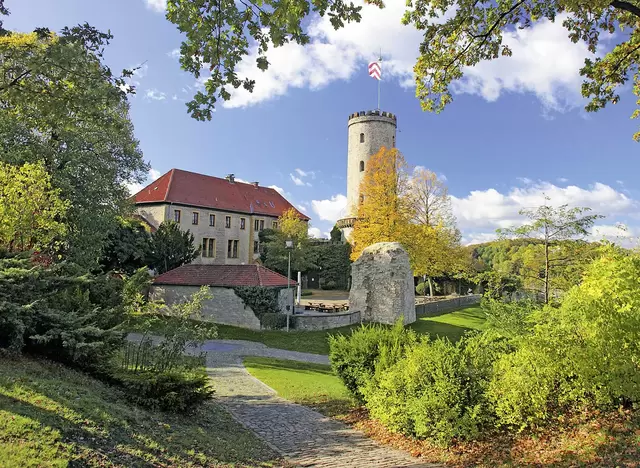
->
[0,354,283,468]
[243,357,353,417]
[409,305,486,341]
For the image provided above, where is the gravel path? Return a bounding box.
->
[126,334,437,467]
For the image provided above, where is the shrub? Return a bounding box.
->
[301,290,313,297]
[364,335,494,445]
[233,286,280,321]
[488,247,640,429]
[109,367,214,411]
[260,312,287,330]
[415,281,427,296]
[0,253,126,369]
[329,321,416,403]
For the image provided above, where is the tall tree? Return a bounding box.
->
[0,161,68,253]
[350,147,413,261]
[100,218,153,274]
[498,199,603,303]
[0,27,148,266]
[148,221,199,274]
[166,0,640,139]
[260,208,314,276]
[408,168,463,296]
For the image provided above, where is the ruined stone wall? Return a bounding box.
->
[348,242,416,325]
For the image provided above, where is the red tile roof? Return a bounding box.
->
[133,169,309,220]
[153,264,297,288]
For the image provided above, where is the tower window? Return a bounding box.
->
[359,161,365,172]
[360,133,365,143]
[392,135,395,147]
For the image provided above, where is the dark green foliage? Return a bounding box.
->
[330,225,342,242]
[260,313,287,330]
[0,253,125,369]
[100,218,152,274]
[308,242,351,290]
[259,228,315,276]
[148,221,199,274]
[233,286,281,322]
[109,367,214,412]
[329,321,417,403]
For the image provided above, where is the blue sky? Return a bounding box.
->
[7,0,640,244]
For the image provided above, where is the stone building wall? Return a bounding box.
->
[137,202,278,265]
[149,284,261,329]
[292,310,361,331]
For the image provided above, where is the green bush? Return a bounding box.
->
[329,321,416,403]
[109,367,214,411]
[301,290,313,296]
[260,312,287,330]
[0,253,125,369]
[364,335,495,445]
[415,282,427,296]
[488,247,640,429]
[233,286,280,321]
[322,280,337,290]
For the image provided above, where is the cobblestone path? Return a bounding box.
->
[127,334,438,466]
[206,352,439,467]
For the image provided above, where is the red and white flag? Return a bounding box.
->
[368,61,381,80]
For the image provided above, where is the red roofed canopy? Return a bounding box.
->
[133,169,309,220]
[153,264,297,288]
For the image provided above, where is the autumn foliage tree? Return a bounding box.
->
[350,147,413,261]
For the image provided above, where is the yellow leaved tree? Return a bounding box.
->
[350,147,413,261]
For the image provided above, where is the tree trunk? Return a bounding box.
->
[427,276,434,297]
[544,228,549,304]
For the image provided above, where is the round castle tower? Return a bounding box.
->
[337,110,397,241]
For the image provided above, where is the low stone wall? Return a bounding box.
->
[415,294,482,317]
[292,310,361,331]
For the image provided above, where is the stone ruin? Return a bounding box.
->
[349,242,416,325]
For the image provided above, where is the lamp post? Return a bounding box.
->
[285,239,294,332]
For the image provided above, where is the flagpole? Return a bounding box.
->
[377,48,381,110]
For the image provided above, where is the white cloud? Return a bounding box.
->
[268,185,286,195]
[453,181,637,245]
[591,223,631,240]
[290,174,311,187]
[558,177,569,183]
[167,48,180,59]
[126,167,162,196]
[144,0,166,12]
[145,89,167,101]
[214,3,595,112]
[311,194,348,223]
[295,168,316,179]
[308,227,323,238]
[454,15,595,112]
[517,177,533,185]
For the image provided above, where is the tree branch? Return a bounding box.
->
[611,0,640,18]
[0,69,31,91]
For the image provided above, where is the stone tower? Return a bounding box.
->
[337,110,398,240]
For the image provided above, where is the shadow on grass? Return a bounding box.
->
[0,355,282,468]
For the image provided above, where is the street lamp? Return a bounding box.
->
[285,239,294,332]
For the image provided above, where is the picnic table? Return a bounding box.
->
[304,302,349,313]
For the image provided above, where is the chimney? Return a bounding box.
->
[225,174,235,183]
[252,181,259,188]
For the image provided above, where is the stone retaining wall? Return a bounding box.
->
[292,310,361,331]
[415,294,482,317]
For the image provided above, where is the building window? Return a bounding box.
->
[240,218,246,230]
[272,221,278,229]
[227,239,239,258]
[174,209,181,223]
[192,212,199,225]
[254,240,259,253]
[359,160,365,172]
[254,219,259,231]
[202,238,216,258]
[259,220,264,230]
[360,133,365,143]
[209,214,216,227]
[392,135,395,147]
[225,216,231,228]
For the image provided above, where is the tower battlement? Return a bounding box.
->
[348,110,397,121]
